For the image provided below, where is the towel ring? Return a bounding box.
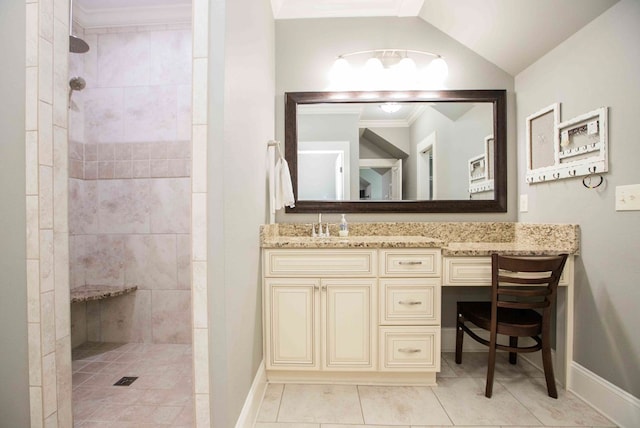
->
[582,174,603,189]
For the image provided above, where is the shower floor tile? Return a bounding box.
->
[72,342,193,427]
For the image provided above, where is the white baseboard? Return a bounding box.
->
[569,362,640,428]
[235,360,267,428]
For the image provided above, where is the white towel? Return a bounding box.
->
[274,156,295,210]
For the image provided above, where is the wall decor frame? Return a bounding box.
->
[526,104,609,184]
[525,103,560,183]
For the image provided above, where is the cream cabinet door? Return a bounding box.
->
[321,279,377,371]
[264,278,319,370]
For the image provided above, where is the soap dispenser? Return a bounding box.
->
[339,214,349,237]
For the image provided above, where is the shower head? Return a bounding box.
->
[70,35,90,54]
[69,76,86,92]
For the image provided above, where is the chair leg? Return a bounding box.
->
[541,337,558,399]
[455,306,464,364]
[485,339,497,398]
[509,336,518,364]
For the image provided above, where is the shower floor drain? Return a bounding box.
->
[113,376,138,386]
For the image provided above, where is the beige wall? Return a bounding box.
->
[515,0,640,397]
[207,0,275,425]
[0,0,30,425]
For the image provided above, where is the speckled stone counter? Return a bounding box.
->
[70,285,138,303]
[260,222,580,256]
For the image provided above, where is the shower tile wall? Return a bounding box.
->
[68,23,192,347]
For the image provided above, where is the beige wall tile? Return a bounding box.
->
[53,0,69,24]
[191,193,207,261]
[40,291,56,355]
[192,261,207,329]
[38,101,54,167]
[192,124,207,193]
[176,234,191,290]
[26,3,39,67]
[39,165,54,229]
[39,0,54,42]
[83,234,126,286]
[151,290,191,343]
[27,259,41,323]
[26,195,40,259]
[192,58,207,125]
[192,0,208,59]
[43,412,57,428]
[149,178,190,233]
[193,329,209,394]
[55,336,72,427]
[39,230,54,293]
[97,179,150,234]
[42,352,57,418]
[70,302,87,348]
[195,393,211,427]
[54,232,70,339]
[29,323,43,386]
[26,67,39,131]
[38,38,53,105]
[26,131,39,195]
[124,234,177,290]
[53,126,68,233]
[98,290,152,343]
[29,386,44,428]
[52,20,68,128]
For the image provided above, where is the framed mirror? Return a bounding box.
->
[285,90,507,213]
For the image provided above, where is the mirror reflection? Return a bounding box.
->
[297,101,495,202]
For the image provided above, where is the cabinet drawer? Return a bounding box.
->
[379,278,440,325]
[379,326,440,371]
[379,249,441,277]
[443,256,573,286]
[264,249,376,277]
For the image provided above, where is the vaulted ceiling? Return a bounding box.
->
[76,0,619,76]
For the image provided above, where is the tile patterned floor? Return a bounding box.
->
[254,352,617,428]
[72,342,194,427]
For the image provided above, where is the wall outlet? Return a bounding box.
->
[520,194,529,212]
[616,184,640,211]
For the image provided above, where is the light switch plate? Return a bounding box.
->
[520,194,529,212]
[616,184,640,211]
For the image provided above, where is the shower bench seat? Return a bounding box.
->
[70,284,138,303]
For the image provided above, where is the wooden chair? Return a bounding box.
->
[455,253,568,398]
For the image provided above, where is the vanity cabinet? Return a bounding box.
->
[263,248,442,383]
[263,249,377,371]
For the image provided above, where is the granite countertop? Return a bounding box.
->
[260,222,580,256]
[70,285,138,303]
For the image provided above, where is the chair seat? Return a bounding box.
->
[458,301,542,337]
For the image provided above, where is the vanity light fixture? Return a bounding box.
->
[329,49,448,90]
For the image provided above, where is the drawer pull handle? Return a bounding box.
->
[398,261,423,265]
[398,347,422,354]
[398,300,423,306]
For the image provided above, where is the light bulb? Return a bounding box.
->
[364,57,384,73]
[397,57,417,74]
[329,57,351,86]
[428,57,449,83]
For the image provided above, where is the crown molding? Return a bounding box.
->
[75,3,191,29]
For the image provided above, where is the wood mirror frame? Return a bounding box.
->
[284,89,507,213]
